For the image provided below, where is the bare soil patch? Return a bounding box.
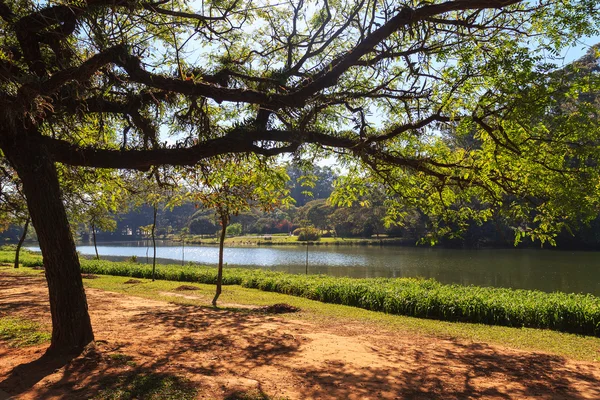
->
[1,272,600,399]
[174,285,201,291]
[122,279,143,284]
[258,303,300,314]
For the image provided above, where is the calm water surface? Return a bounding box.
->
[27,241,600,295]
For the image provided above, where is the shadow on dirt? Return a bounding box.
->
[2,271,600,399]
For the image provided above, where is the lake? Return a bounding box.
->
[27,241,600,295]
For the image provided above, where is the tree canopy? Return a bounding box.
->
[1,0,600,352]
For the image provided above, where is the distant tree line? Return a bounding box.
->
[2,161,595,249]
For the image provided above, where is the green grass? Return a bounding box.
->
[75,273,600,362]
[94,373,196,400]
[108,353,137,367]
[4,250,600,336]
[0,317,50,347]
[5,250,600,361]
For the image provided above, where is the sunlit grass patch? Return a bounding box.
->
[0,317,50,347]
[60,255,600,336]
[76,273,600,362]
[93,372,196,400]
[4,251,600,362]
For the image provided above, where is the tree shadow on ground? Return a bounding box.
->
[0,346,199,399]
[0,351,75,396]
[0,274,50,319]
[127,304,302,372]
[290,339,600,399]
[2,272,600,399]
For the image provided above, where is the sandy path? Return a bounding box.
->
[1,272,600,399]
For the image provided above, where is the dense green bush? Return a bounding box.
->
[3,250,600,336]
[296,227,321,241]
[226,223,243,236]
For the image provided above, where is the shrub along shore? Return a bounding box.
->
[3,250,600,336]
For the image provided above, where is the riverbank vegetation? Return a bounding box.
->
[5,250,600,337]
[3,263,600,363]
[10,160,600,251]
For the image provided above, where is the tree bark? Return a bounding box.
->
[14,216,30,269]
[91,220,99,260]
[151,204,157,281]
[212,215,228,306]
[3,136,94,354]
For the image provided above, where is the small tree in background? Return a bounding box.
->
[179,227,189,266]
[0,161,30,268]
[126,171,179,281]
[184,156,292,306]
[226,223,243,237]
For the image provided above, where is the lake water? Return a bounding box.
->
[26,242,600,295]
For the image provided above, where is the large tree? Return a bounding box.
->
[0,0,598,353]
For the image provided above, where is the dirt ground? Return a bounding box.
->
[1,272,600,399]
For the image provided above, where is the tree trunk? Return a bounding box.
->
[3,137,94,354]
[91,220,99,260]
[151,204,157,281]
[212,215,228,306]
[14,216,30,269]
[181,237,185,265]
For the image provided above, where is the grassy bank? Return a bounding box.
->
[4,250,600,337]
[4,261,600,362]
[5,266,600,362]
[167,234,411,246]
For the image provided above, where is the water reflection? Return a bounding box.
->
[27,242,600,295]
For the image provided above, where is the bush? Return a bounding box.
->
[296,227,321,241]
[226,223,243,237]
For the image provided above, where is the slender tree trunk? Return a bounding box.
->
[151,204,157,281]
[14,216,30,269]
[3,137,94,354]
[181,236,185,265]
[212,215,228,306]
[91,220,99,260]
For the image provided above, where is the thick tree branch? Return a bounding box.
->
[291,0,522,103]
[141,0,239,22]
[0,0,14,22]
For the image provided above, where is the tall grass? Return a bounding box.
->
[3,250,600,336]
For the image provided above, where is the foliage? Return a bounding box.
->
[78,260,600,336]
[0,160,28,233]
[295,199,333,232]
[287,164,337,207]
[60,167,125,237]
[296,227,321,242]
[182,156,293,222]
[178,155,294,304]
[2,0,598,245]
[188,209,217,235]
[3,0,600,350]
[226,223,242,237]
[330,47,600,246]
